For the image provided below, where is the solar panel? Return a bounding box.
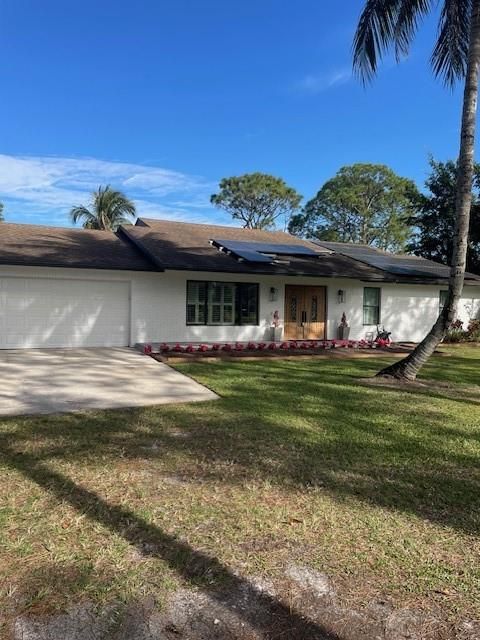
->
[211,238,318,262]
[314,241,453,278]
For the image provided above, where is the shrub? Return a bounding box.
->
[444,319,468,343]
[247,342,256,351]
[222,343,233,351]
[172,343,184,353]
[211,343,221,351]
[268,342,277,350]
[467,319,480,341]
[280,342,290,349]
[160,343,170,352]
[234,343,244,351]
[197,344,209,352]
[257,342,266,350]
[185,344,194,353]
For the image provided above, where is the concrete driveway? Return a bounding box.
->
[0,348,218,416]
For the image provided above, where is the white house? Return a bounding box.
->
[0,218,479,349]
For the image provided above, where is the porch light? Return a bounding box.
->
[337,289,346,303]
[269,286,279,302]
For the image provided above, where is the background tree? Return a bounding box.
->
[408,159,480,274]
[210,173,302,230]
[353,0,480,381]
[0,202,4,222]
[70,185,136,231]
[289,163,419,252]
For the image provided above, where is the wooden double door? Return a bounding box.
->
[284,285,326,340]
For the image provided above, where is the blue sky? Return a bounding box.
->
[0,0,466,227]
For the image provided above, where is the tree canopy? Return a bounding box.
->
[408,159,480,274]
[210,173,302,230]
[70,185,136,231]
[289,163,420,252]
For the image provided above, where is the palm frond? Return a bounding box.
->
[431,0,471,87]
[70,186,136,231]
[353,0,403,83]
[70,205,95,226]
[353,0,470,85]
[394,0,434,59]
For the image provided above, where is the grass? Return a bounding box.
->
[0,345,479,633]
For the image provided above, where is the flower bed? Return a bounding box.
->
[142,339,392,356]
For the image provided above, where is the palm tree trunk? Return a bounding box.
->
[377,0,480,381]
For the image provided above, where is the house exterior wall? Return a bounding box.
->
[1,264,479,347]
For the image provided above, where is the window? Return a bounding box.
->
[439,290,448,312]
[186,281,259,326]
[208,282,235,325]
[363,287,381,325]
[186,281,206,325]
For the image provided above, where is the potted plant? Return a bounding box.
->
[338,312,350,340]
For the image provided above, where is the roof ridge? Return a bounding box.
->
[0,221,116,234]
[137,217,291,234]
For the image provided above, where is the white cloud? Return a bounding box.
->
[0,154,222,226]
[296,68,351,94]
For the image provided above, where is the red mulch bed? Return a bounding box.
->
[151,344,414,363]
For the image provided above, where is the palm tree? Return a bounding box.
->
[353,0,480,380]
[70,185,136,231]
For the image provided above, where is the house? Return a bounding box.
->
[0,218,479,349]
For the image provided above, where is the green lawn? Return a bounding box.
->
[0,346,479,634]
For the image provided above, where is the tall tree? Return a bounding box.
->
[289,163,419,252]
[211,173,302,230]
[353,0,480,381]
[0,202,4,222]
[408,159,480,273]
[70,185,136,231]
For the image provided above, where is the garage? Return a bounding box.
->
[0,277,130,349]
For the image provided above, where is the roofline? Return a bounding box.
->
[137,217,298,235]
[0,221,120,235]
[0,258,161,272]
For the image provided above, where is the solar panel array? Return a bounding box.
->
[314,241,454,279]
[211,238,319,263]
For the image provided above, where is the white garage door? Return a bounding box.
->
[0,277,130,348]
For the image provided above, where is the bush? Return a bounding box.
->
[467,319,480,341]
[444,319,467,343]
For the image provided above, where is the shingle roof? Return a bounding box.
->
[0,222,157,271]
[120,219,396,281]
[314,240,480,284]
[1,219,476,286]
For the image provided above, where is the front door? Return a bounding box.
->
[284,285,326,340]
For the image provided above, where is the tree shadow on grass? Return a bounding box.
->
[0,439,339,640]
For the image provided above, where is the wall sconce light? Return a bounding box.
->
[337,289,346,304]
[270,286,279,302]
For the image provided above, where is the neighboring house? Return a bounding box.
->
[0,218,479,349]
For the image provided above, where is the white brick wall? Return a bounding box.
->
[0,264,479,347]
